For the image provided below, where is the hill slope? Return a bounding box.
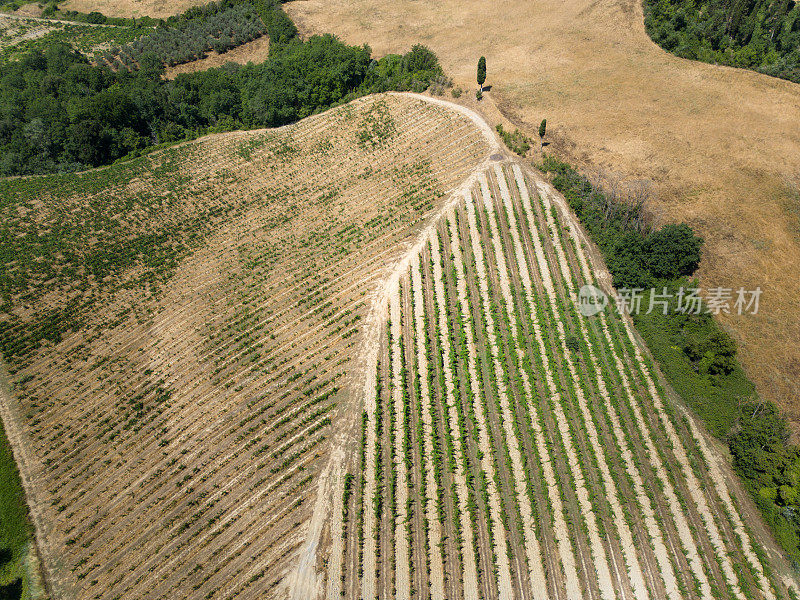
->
[0,93,493,599]
[316,154,800,600]
[285,0,800,437]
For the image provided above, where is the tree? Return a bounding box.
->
[538,118,546,138]
[477,56,486,91]
[644,223,703,279]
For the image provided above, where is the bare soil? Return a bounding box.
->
[58,0,199,18]
[13,3,43,17]
[165,36,270,78]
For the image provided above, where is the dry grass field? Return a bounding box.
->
[57,0,199,19]
[164,35,269,78]
[285,0,800,434]
[0,93,492,599]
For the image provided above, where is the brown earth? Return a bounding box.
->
[285,0,800,433]
[58,0,198,18]
[12,3,44,17]
[165,35,270,78]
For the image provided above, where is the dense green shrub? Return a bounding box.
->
[644,223,702,279]
[495,124,530,156]
[565,334,582,353]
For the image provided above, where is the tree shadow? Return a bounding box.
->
[0,578,22,600]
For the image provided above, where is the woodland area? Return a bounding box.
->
[0,0,444,175]
[644,0,800,82]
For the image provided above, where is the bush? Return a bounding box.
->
[495,124,530,156]
[86,11,107,24]
[645,223,703,279]
[565,335,581,353]
[682,328,737,376]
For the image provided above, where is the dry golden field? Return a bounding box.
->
[285,0,800,433]
[58,0,198,19]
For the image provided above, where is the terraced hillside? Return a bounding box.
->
[332,159,800,600]
[0,93,493,600]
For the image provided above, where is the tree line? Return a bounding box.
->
[644,0,800,83]
[0,0,443,175]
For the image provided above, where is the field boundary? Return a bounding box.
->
[0,360,58,599]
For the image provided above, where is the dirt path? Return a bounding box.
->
[281,93,496,600]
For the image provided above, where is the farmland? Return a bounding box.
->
[0,93,492,599]
[286,0,800,443]
[0,0,798,589]
[0,14,151,62]
[328,154,800,600]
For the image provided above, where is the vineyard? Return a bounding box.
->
[0,93,492,600]
[0,14,152,62]
[330,156,800,600]
[0,85,797,600]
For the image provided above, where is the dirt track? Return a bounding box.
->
[285,0,800,432]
